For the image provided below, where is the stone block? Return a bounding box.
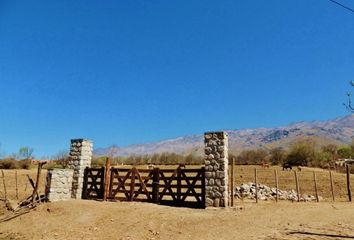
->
[46,168,74,202]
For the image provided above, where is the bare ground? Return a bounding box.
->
[0,168,353,239]
[0,200,353,240]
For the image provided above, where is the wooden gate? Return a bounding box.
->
[109,166,205,208]
[82,167,105,200]
[108,167,157,202]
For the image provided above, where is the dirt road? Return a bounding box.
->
[1,200,353,240]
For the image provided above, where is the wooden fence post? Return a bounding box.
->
[130,168,136,201]
[32,162,45,202]
[275,169,278,202]
[329,171,335,202]
[100,167,106,199]
[15,171,19,200]
[254,168,258,203]
[231,158,235,207]
[82,167,89,199]
[1,170,7,202]
[294,171,300,202]
[152,168,160,203]
[177,167,182,206]
[103,157,111,201]
[313,171,319,202]
[108,168,115,200]
[201,167,206,208]
[346,165,352,202]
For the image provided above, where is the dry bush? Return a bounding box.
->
[0,158,19,169]
[0,158,33,169]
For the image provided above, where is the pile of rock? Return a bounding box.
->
[234,182,322,202]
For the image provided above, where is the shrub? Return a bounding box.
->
[18,159,32,169]
[236,149,268,165]
[285,138,316,166]
[43,161,63,169]
[91,156,107,167]
[337,145,352,159]
[0,158,19,169]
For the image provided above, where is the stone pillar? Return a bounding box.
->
[45,169,74,202]
[204,131,228,207]
[68,139,93,199]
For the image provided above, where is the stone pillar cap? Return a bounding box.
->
[70,139,92,143]
[204,131,228,134]
[204,131,228,137]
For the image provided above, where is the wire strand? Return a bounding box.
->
[329,0,354,13]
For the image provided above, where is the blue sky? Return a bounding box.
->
[0,0,353,158]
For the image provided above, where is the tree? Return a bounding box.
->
[321,144,338,161]
[322,144,337,155]
[18,147,34,160]
[344,81,354,112]
[337,145,352,159]
[285,138,316,166]
[107,145,120,164]
[52,150,69,168]
[237,149,268,165]
[314,151,333,168]
[269,147,287,165]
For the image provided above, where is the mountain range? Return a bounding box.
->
[94,114,354,156]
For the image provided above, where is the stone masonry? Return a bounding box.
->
[204,131,229,207]
[68,139,93,199]
[45,169,74,202]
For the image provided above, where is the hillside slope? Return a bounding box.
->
[94,115,354,156]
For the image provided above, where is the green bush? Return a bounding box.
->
[337,145,352,159]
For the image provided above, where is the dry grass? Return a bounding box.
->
[232,165,354,202]
[0,166,354,239]
[0,164,352,209]
[0,169,47,202]
[108,164,354,202]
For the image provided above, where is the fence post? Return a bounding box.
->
[295,171,300,202]
[103,158,111,201]
[152,168,160,203]
[108,168,115,199]
[201,167,206,208]
[254,168,258,203]
[313,171,319,202]
[177,167,182,206]
[81,167,89,199]
[100,167,106,199]
[32,162,45,202]
[130,168,136,201]
[346,165,352,202]
[329,171,335,202]
[15,171,18,200]
[275,169,278,202]
[1,170,7,202]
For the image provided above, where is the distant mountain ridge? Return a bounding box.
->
[94,115,354,156]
